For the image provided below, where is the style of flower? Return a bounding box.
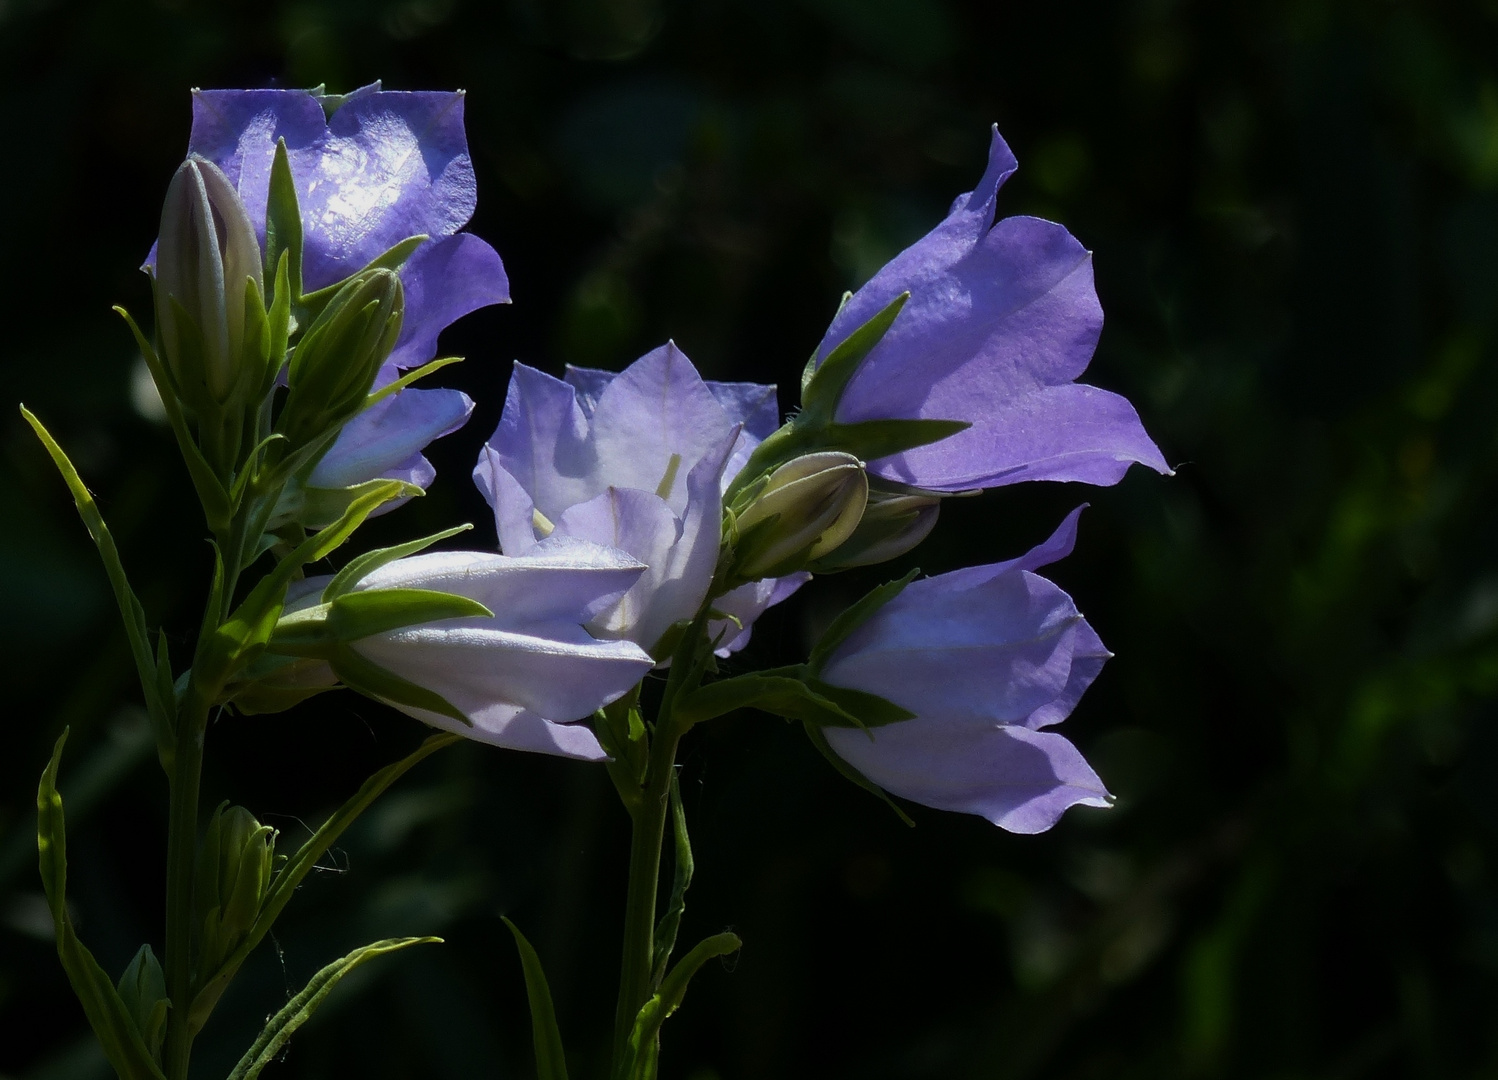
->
[474,343,801,659]
[296,539,657,760]
[812,126,1170,492]
[183,85,509,491]
[819,507,1112,832]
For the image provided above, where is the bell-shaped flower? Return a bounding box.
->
[474,343,792,658]
[811,126,1169,492]
[290,538,656,760]
[178,84,510,489]
[818,507,1112,832]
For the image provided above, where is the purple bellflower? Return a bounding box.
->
[819,507,1112,832]
[475,344,804,659]
[294,539,656,760]
[812,126,1169,492]
[182,85,509,491]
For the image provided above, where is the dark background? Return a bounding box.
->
[3,0,1497,1077]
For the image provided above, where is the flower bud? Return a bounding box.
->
[154,158,265,406]
[807,488,940,572]
[196,803,275,977]
[278,268,404,453]
[732,451,868,580]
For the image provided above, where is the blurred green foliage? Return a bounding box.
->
[2,0,1498,1077]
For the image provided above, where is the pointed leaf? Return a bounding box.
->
[37,732,169,1080]
[801,292,908,421]
[803,722,914,827]
[651,773,693,988]
[326,588,492,641]
[329,643,471,725]
[296,234,428,325]
[264,138,303,298]
[21,409,166,734]
[503,919,570,1080]
[675,673,862,728]
[324,524,473,600]
[806,569,919,674]
[366,355,465,407]
[225,937,439,1080]
[623,933,742,1080]
[190,733,458,1033]
[824,417,971,462]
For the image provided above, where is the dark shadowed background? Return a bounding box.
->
[3,0,1498,1077]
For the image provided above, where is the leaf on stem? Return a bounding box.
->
[650,772,694,988]
[225,936,439,1080]
[622,933,742,1080]
[503,918,571,1080]
[322,523,473,600]
[37,732,169,1080]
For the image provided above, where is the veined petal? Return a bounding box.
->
[823,722,1110,832]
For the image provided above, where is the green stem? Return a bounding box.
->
[163,685,210,1080]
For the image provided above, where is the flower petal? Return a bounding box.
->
[709,572,810,656]
[309,382,473,489]
[488,363,599,519]
[386,232,510,370]
[823,722,1111,832]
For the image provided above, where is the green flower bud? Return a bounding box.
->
[154,158,265,407]
[732,451,869,580]
[117,944,169,1062]
[806,488,940,572]
[196,803,275,979]
[278,268,404,453]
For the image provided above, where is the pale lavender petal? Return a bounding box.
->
[381,701,608,761]
[645,429,737,651]
[308,385,473,488]
[934,504,1084,590]
[823,721,1110,832]
[489,363,599,517]
[705,379,780,442]
[563,365,616,417]
[588,342,737,516]
[813,126,1168,491]
[710,572,810,656]
[473,446,541,555]
[554,487,684,646]
[386,233,510,370]
[1025,620,1110,730]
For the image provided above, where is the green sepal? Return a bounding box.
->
[296,234,427,326]
[37,732,170,1079]
[115,307,235,532]
[366,355,464,407]
[650,772,693,988]
[223,655,338,716]
[189,733,458,1033]
[269,588,492,655]
[807,569,919,674]
[675,672,862,728]
[820,417,970,464]
[259,249,293,400]
[263,139,303,300]
[803,722,915,827]
[20,408,169,741]
[204,478,417,688]
[225,937,439,1080]
[294,474,420,532]
[621,933,742,1080]
[324,523,473,600]
[800,678,918,728]
[800,291,907,422]
[503,918,571,1080]
[328,643,471,725]
[116,945,170,1064]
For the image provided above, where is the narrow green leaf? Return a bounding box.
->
[800,292,908,420]
[624,933,742,1080]
[823,417,971,462]
[263,138,303,298]
[324,524,473,600]
[37,732,170,1080]
[190,733,458,1033]
[21,408,165,731]
[296,234,428,324]
[225,937,439,1080]
[802,679,918,728]
[803,723,915,827]
[806,569,919,674]
[503,918,570,1080]
[675,673,862,728]
[114,306,235,532]
[329,644,471,725]
[365,355,464,407]
[651,773,694,988]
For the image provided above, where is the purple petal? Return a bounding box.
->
[386,233,510,371]
[309,384,473,489]
[563,365,616,417]
[488,363,599,518]
[814,126,1168,491]
[705,379,780,442]
[391,702,610,761]
[823,721,1110,832]
[554,487,684,645]
[473,446,542,555]
[710,572,810,656]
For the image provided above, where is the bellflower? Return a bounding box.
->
[182,85,509,490]
[819,507,1111,832]
[293,538,656,760]
[812,126,1169,492]
[474,343,797,658]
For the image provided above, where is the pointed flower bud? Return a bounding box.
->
[807,487,940,572]
[154,158,265,406]
[196,804,275,977]
[279,268,404,452]
[732,451,868,580]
